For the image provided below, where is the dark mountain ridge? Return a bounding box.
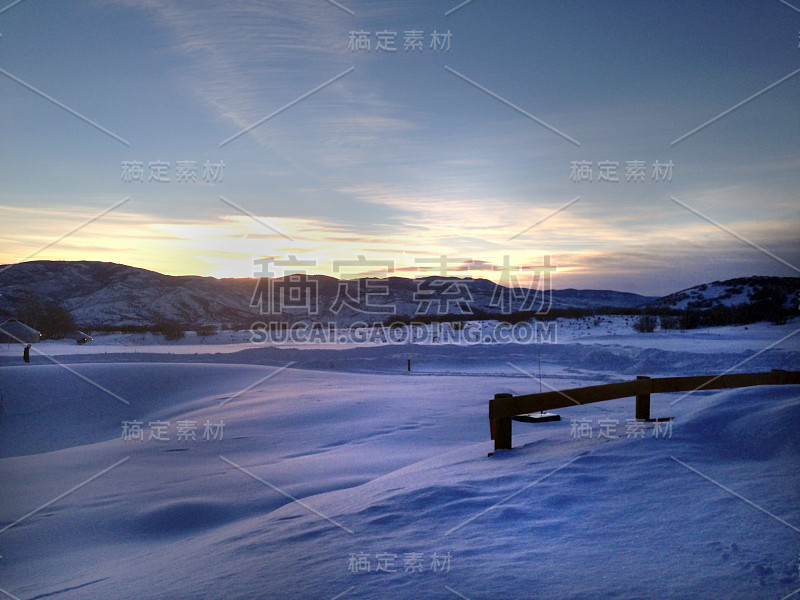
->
[0,260,660,327]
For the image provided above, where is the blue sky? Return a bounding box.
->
[1,0,798,295]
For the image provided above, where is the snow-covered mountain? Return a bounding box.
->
[648,276,799,312]
[0,261,658,327]
[0,261,256,327]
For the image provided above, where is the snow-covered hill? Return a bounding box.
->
[3,262,794,331]
[0,261,256,327]
[0,261,657,327]
[649,276,799,312]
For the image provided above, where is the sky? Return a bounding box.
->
[0,0,798,296]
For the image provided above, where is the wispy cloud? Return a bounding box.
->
[101,0,415,160]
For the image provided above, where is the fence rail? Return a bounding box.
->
[489,369,800,453]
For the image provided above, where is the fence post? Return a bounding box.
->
[636,376,651,421]
[493,393,513,452]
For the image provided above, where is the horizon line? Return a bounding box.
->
[0,258,795,300]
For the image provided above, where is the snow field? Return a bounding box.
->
[0,322,798,599]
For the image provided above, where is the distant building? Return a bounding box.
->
[0,319,42,344]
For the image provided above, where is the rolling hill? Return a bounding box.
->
[0,261,658,327]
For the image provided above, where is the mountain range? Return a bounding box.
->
[0,261,796,328]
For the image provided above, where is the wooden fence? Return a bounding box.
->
[489,369,800,453]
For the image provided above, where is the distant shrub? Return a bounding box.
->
[633,314,657,333]
[195,324,217,337]
[659,315,680,330]
[679,311,701,330]
[156,321,185,340]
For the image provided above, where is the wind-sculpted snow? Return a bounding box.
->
[132,500,242,537]
[0,325,798,599]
